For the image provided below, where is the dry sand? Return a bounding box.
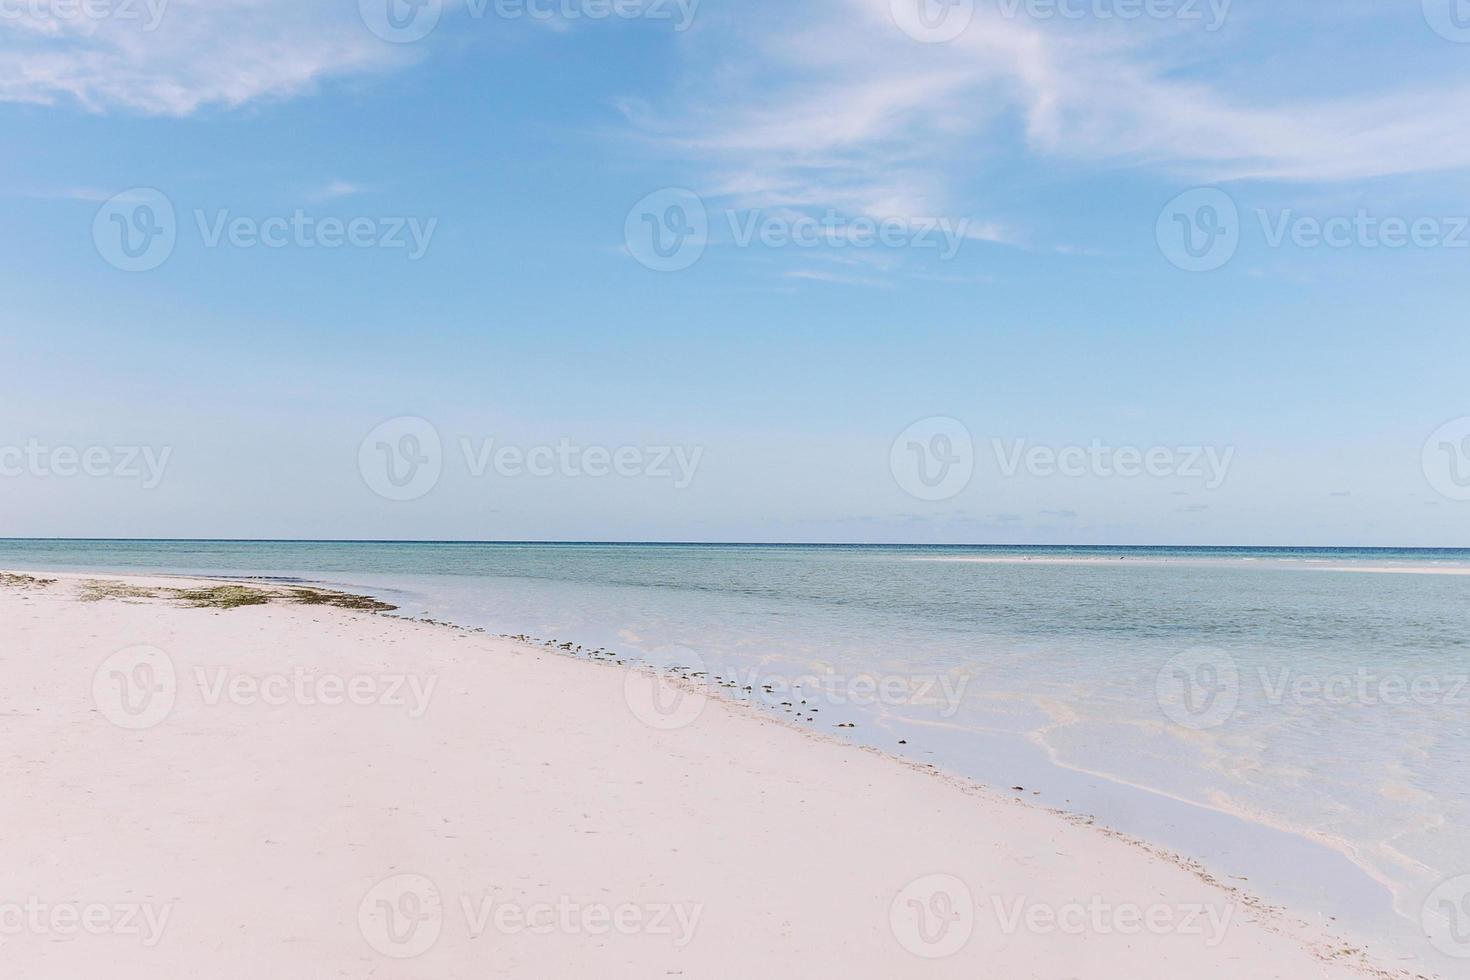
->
[0,572,1408,978]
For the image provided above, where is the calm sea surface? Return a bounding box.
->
[3,540,1467,969]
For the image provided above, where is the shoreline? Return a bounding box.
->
[1,570,1424,978]
[346,569,1453,960]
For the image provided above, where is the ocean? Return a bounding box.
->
[3,539,1466,967]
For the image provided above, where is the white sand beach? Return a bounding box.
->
[0,571,1406,979]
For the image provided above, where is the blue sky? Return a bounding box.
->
[2,0,1469,544]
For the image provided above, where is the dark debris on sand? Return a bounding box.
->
[0,573,56,589]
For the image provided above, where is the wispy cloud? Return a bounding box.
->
[623,0,1470,228]
[783,268,894,288]
[307,180,372,202]
[0,0,410,116]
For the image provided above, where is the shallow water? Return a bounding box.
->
[4,540,1467,971]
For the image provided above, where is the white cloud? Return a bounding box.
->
[308,179,372,202]
[0,0,409,115]
[783,267,893,287]
[626,0,1470,227]
[10,0,1468,211]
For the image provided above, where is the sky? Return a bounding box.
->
[2,0,1470,545]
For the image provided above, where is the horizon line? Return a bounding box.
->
[1,538,1467,551]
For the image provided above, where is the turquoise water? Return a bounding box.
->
[4,540,1468,969]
